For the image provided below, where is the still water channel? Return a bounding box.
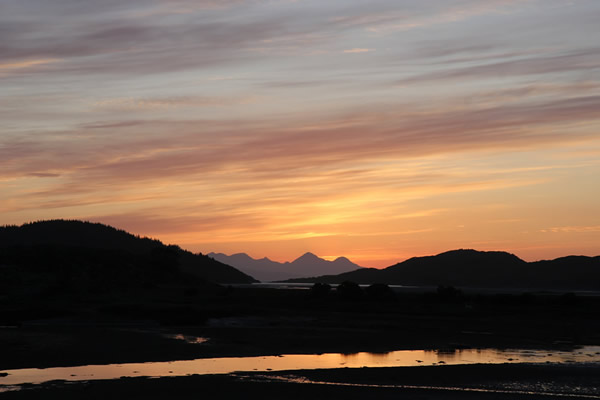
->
[1,347,600,387]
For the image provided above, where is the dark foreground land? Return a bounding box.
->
[2,285,600,369]
[2,285,600,398]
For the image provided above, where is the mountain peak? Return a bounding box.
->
[209,251,364,282]
[230,252,253,260]
[333,256,350,263]
[295,252,320,261]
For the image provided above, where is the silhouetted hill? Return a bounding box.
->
[0,220,257,294]
[284,249,600,291]
[207,251,363,282]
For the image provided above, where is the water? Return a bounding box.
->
[231,283,426,291]
[232,283,600,296]
[1,347,599,387]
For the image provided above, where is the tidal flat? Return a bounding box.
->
[1,286,599,398]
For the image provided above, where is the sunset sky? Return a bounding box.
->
[2,0,599,267]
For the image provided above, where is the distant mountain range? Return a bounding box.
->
[3,221,598,292]
[284,249,600,291]
[207,252,363,282]
[0,220,256,289]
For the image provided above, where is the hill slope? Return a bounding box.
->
[207,251,363,282]
[285,249,600,291]
[0,220,257,289]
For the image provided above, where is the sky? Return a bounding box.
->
[2,0,599,267]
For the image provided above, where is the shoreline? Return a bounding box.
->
[2,363,600,399]
[3,346,599,387]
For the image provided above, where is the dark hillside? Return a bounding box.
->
[380,250,527,287]
[284,249,600,291]
[0,220,256,289]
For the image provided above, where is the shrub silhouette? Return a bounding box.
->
[560,292,578,306]
[337,280,363,300]
[310,282,332,298]
[436,285,464,302]
[365,283,396,301]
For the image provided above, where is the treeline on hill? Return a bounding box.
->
[0,220,256,297]
[0,243,184,295]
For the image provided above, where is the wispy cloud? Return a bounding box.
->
[362,0,533,33]
[92,96,258,111]
[541,226,600,234]
[3,92,599,186]
[0,58,60,70]
[343,48,374,53]
[399,48,600,84]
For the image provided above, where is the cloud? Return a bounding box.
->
[4,0,531,80]
[92,96,258,111]
[365,0,534,33]
[26,172,62,178]
[0,58,60,70]
[0,6,297,78]
[399,48,600,84]
[90,210,269,238]
[343,48,374,53]
[3,91,599,195]
[541,226,600,234]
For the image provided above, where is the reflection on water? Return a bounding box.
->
[164,334,208,344]
[428,349,460,359]
[341,352,391,364]
[1,347,599,387]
